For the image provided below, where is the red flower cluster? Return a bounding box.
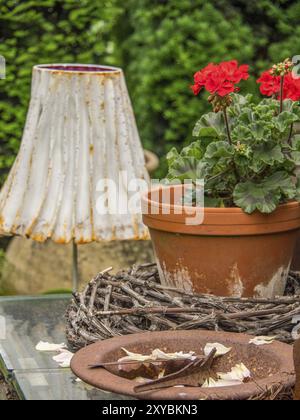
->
[191,60,249,97]
[257,70,300,101]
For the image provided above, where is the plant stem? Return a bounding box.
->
[280,75,284,113]
[223,107,239,180]
[207,168,230,182]
[223,108,232,145]
[288,122,294,145]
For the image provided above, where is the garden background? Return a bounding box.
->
[0,0,300,292]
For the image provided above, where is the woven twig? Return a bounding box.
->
[249,384,294,401]
[65,263,300,351]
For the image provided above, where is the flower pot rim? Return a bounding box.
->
[142,184,300,215]
[142,185,300,236]
[34,63,122,75]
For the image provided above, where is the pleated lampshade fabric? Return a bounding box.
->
[0,64,150,243]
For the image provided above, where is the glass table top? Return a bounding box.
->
[13,369,133,401]
[0,295,130,400]
[0,295,69,371]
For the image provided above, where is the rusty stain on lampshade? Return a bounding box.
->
[0,64,150,244]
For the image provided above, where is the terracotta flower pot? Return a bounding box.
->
[142,185,300,298]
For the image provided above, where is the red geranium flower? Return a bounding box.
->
[192,63,216,95]
[257,69,300,101]
[219,60,249,84]
[256,70,280,96]
[282,72,300,101]
[191,60,249,97]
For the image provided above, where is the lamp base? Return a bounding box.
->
[72,241,79,292]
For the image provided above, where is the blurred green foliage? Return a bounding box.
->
[0,0,122,183]
[119,0,255,175]
[1,0,300,183]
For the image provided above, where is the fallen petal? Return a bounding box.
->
[35,341,66,352]
[119,347,196,363]
[202,377,242,388]
[249,336,277,346]
[292,315,300,324]
[204,343,231,357]
[53,350,74,368]
[135,377,150,384]
[119,348,150,362]
[218,363,251,382]
[292,324,300,340]
[151,349,196,361]
[289,317,300,340]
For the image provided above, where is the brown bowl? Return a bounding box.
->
[70,330,295,400]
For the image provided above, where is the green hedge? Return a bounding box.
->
[1,0,300,182]
[119,0,255,175]
[0,0,121,183]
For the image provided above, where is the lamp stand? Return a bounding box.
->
[72,241,79,292]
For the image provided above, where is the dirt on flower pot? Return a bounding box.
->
[142,185,300,298]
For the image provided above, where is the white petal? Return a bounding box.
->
[204,343,232,357]
[35,341,66,352]
[151,349,172,360]
[119,348,150,362]
[249,336,277,346]
[135,377,150,384]
[119,348,195,363]
[218,363,251,382]
[292,324,300,340]
[289,317,300,340]
[202,378,218,388]
[151,349,195,360]
[292,315,300,324]
[202,378,242,388]
[202,363,251,388]
[52,350,74,368]
[121,347,140,358]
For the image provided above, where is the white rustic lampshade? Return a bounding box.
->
[0,64,149,244]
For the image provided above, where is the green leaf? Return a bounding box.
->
[233,181,281,214]
[228,93,253,117]
[204,196,224,207]
[204,141,234,159]
[181,141,204,160]
[233,171,296,214]
[166,147,180,167]
[167,156,206,182]
[197,127,219,138]
[231,124,253,142]
[193,112,226,139]
[292,134,300,148]
[289,151,300,165]
[248,120,272,142]
[282,99,300,117]
[204,141,235,174]
[251,144,284,171]
[263,171,296,200]
[295,178,300,202]
[289,134,300,165]
[274,111,299,133]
